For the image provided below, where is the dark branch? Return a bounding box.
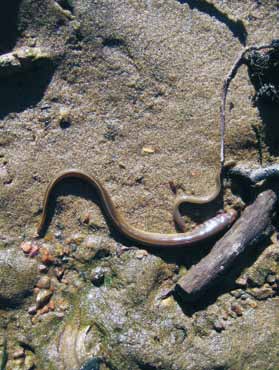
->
[175,190,277,302]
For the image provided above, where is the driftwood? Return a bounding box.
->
[175,190,277,302]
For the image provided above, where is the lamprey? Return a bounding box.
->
[36,169,237,248]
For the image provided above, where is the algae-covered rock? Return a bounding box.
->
[0,248,38,306]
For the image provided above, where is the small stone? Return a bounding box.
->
[90,267,105,287]
[82,213,91,224]
[247,299,258,309]
[57,298,69,311]
[29,245,40,257]
[54,267,65,280]
[222,311,229,321]
[55,312,65,318]
[249,285,275,300]
[20,241,32,254]
[160,296,173,307]
[231,302,243,316]
[24,352,35,369]
[28,305,37,315]
[58,107,71,129]
[36,289,53,309]
[48,300,55,311]
[13,348,25,359]
[266,274,276,284]
[54,230,63,240]
[38,264,48,273]
[135,249,148,259]
[36,276,51,289]
[141,146,155,154]
[33,287,40,295]
[38,305,49,315]
[230,289,243,298]
[213,320,225,332]
[119,162,126,169]
[240,293,250,300]
[236,277,247,287]
[40,248,55,264]
[66,233,84,245]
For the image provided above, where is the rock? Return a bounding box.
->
[266,274,276,284]
[213,320,226,332]
[135,249,148,259]
[57,107,72,129]
[38,264,48,273]
[90,266,106,287]
[36,276,51,289]
[20,241,32,254]
[36,289,53,309]
[28,305,37,315]
[231,302,243,316]
[0,47,53,78]
[74,236,112,263]
[249,285,275,300]
[0,248,38,307]
[12,348,25,359]
[235,276,247,287]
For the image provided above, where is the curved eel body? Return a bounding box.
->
[173,174,221,232]
[173,160,236,232]
[37,169,237,248]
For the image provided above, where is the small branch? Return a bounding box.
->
[175,190,277,302]
[220,42,276,167]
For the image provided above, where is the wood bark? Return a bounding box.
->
[175,190,277,302]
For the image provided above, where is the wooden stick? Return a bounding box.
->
[175,190,277,302]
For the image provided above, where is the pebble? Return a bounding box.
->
[66,233,85,245]
[240,293,250,300]
[55,312,65,318]
[12,348,25,359]
[213,319,225,332]
[82,213,91,224]
[231,302,243,316]
[135,249,148,259]
[38,264,48,273]
[58,107,71,129]
[247,299,258,308]
[29,245,40,257]
[90,267,105,286]
[36,276,51,289]
[230,289,243,298]
[48,300,55,311]
[40,248,55,264]
[24,353,35,369]
[20,241,32,254]
[36,289,53,309]
[54,267,65,280]
[266,274,276,284]
[141,146,155,154]
[28,305,37,315]
[235,277,247,287]
[249,285,275,300]
[38,305,49,315]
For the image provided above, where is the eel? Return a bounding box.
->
[173,161,236,232]
[36,169,237,248]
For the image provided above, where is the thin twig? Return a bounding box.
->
[220,43,276,167]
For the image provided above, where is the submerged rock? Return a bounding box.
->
[0,248,38,307]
